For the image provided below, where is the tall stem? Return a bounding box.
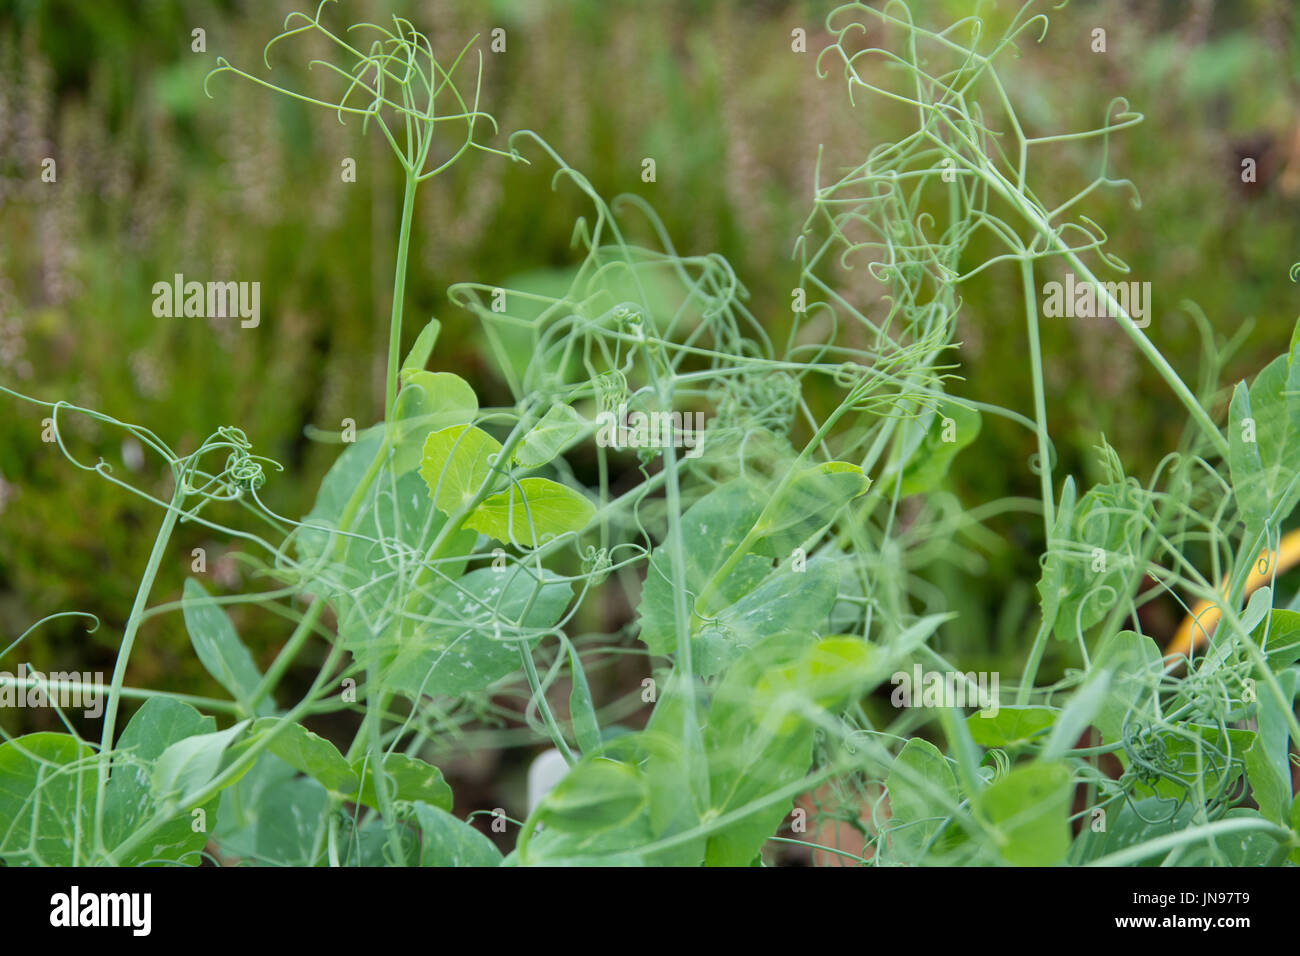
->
[385,172,419,425]
[93,473,185,859]
[1021,258,1055,537]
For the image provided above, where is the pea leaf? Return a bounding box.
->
[1072,797,1197,865]
[1090,629,1163,745]
[972,761,1073,866]
[211,750,297,862]
[1180,808,1289,866]
[1037,475,1146,641]
[892,400,982,496]
[383,565,573,699]
[349,752,452,812]
[1228,349,1300,533]
[466,477,596,546]
[514,404,588,469]
[536,758,646,833]
[103,697,219,865]
[886,738,962,864]
[151,719,251,805]
[0,733,95,866]
[254,776,330,866]
[1244,669,1297,825]
[182,578,273,716]
[410,801,503,867]
[249,718,358,795]
[1252,609,1300,671]
[420,424,503,514]
[703,633,885,865]
[1036,476,1076,630]
[390,370,478,474]
[751,461,871,557]
[523,732,703,867]
[401,317,441,373]
[637,479,841,675]
[566,642,602,755]
[966,706,1055,748]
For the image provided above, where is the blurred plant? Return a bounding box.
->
[0,0,1298,869]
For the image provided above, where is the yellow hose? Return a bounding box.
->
[1166,528,1300,659]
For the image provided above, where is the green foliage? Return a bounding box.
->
[1,0,1298,871]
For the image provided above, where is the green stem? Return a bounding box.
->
[93,473,185,859]
[385,172,420,425]
[1021,257,1055,536]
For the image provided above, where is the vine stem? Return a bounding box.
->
[92,471,186,859]
[1021,257,1055,537]
[356,168,420,866]
[385,171,420,426]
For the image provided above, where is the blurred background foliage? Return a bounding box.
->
[1,0,1299,832]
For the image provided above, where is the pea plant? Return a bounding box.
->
[1,0,1298,867]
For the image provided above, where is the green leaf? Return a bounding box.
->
[972,761,1073,866]
[211,750,297,862]
[182,578,273,716]
[637,478,840,675]
[1252,609,1300,671]
[566,642,602,755]
[536,758,646,833]
[466,477,596,546]
[1036,476,1076,630]
[703,633,885,866]
[1228,351,1300,532]
[410,801,503,867]
[514,404,588,469]
[104,697,218,865]
[886,738,961,864]
[254,776,329,866]
[1180,808,1289,866]
[151,720,250,804]
[1037,474,1146,641]
[751,461,871,556]
[893,401,982,496]
[391,370,478,475]
[693,556,841,676]
[0,733,94,866]
[250,718,358,795]
[1245,669,1297,825]
[297,431,377,545]
[349,752,452,812]
[1244,735,1290,826]
[382,565,572,699]
[523,732,700,866]
[1073,797,1197,865]
[420,424,502,514]
[1090,629,1163,745]
[401,317,441,373]
[966,706,1055,749]
[300,432,478,689]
